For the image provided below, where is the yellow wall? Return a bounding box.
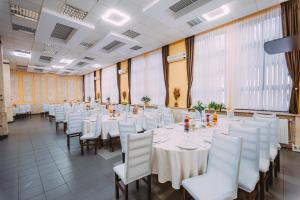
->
[11,70,83,105]
[120,61,129,103]
[168,40,188,108]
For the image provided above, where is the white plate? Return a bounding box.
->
[177,142,198,150]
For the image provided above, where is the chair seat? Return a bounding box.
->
[182,172,236,200]
[80,133,98,140]
[270,147,278,161]
[114,163,126,184]
[109,130,119,138]
[66,130,80,135]
[259,158,270,173]
[238,161,259,193]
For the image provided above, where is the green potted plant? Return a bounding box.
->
[193,101,206,121]
[208,101,216,110]
[141,96,151,106]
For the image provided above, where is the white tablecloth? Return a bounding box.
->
[151,124,213,189]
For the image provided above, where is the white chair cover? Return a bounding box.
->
[118,121,137,153]
[144,116,158,131]
[55,106,65,122]
[162,113,174,126]
[67,112,82,135]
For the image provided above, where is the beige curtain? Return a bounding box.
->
[162,45,169,106]
[185,36,195,108]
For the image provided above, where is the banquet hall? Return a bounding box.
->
[0,0,300,199]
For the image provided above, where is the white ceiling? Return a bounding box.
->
[0,0,286,75]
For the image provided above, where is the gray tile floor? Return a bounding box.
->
[0,115,299,200]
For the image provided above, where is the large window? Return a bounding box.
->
[131,49,166,105]
[191,7,291,111]
[84,73,95,102]
[101,65,119,103]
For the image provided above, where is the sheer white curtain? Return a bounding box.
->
[232,8,291,111]
[191,7,291,111]
[84,73,95,102]
[131,49,166,105]
[101,65,119,103]
[192,29,227,105]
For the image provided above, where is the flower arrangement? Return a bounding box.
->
[193,101,205,112]
[106,97,111,102]
[208,101,217,110]
[173,88,180,107]
[122,91,127,101]
[208,101,226,111]
[141,96,151,104]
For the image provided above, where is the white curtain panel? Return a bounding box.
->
[131,49,166,105]
[84,73,95,102]
[232,8,291,111]
[191,7,291,111]
[101,65,119,103]
[192,28,227,105]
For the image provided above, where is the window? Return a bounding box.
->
[101,65,119,103]
[131,49,166,105]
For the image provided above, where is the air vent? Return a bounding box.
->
[43,44,60,55]
[83,56,95,61]
[16,65,27,71]
[15,49,31,55]
[12,24,36,34]
[34,68,44,72]
[62,4,88,20]
[10,3,39,22]
[80,42,93,48]
[76,62,88,67]
[187,17,204,27]
[39,55,53,63]
[130,45,142,50]
[102,40,126,53]
[50,23,75,41]
[122,30,140,38]
[169,0,199,13]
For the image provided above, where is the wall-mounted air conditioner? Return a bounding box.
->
[118,68,127,75]
[167,52,186,63]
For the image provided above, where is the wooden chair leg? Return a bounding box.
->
[80,140,84,156]
[115,173,119,199]
[269,162,273,186]
[136,180,139,190]
[94,139,98,155]
[56,122,58,130]
[125,184,128,200]
[277,151,280,172]
[122,153,125,163]
[259,172,264,200]
[87,141,90,150]
[99,138,103,149]
[147,175,151,200]
[67,135,70,150]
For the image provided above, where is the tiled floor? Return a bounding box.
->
[0,115,299,200]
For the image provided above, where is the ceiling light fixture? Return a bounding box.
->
[92,64,101,68]
[202,5,230,21]
[59,59,74,65]
[13,50,31,58]
[101,9,130,26]
[52,65,65,69]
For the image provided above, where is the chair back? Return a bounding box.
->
[207,133,242,197]
[125,131,153,184]
[67,112,82,134]
[229,124,260,173]
[48,105,55,116]
[42,104,49,112]
[144,116,158,131]
[118,121,137,153]
[242,120,270,161]
[162,113,174,126]
[55,106,65,122]
[135,111,144,132]
[253,116,278,148]
[93,114,102,137]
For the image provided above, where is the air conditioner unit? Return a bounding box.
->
[167,52,186,63]
[118,68,127,75]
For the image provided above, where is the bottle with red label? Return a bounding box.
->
[184,115,190,132]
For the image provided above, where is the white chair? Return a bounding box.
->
[242,120,271,199]
[66,112,82,150]
[254,116,280,185]
[80,114,102,155]
[114,131,153,200]
[182,133,242,200]
[229,124,260,198]
[144,116,158,131]
[135,111,144,133]
[118,121,137,163]
[162,113,174,126]
[48,105,55,121]
[55,106,65,131]
[42,104,49,117]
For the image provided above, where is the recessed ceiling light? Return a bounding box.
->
[13,50,31,58]
[101,9,130,26]
[202,5,230,21]
[59,59,74,65]
[52,65,65,69]
[92,64,101,68]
